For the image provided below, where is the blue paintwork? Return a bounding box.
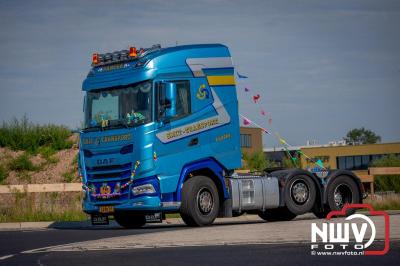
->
[177,158,229,201]
[80,44,241,214]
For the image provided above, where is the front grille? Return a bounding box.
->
[86,162,132,202]
[87,162,132,173]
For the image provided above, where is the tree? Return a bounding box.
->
[242,151,277,171]
[282,155,302,169]
[344,127,381,145]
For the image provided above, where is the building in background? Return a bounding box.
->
[300,142,400,175]
[239,127,264,155]
[264,142,400,192]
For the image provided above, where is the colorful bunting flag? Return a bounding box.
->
[253,94,260,103]
[237,72,321,173]
[315,159,324,168]
[243,118,251,125]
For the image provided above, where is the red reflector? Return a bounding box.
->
[92,53,99,64]
[129,47,137,57]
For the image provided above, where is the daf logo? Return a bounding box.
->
[97,158,116,165]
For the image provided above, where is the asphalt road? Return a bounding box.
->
[0,215,398,265]
[2,240,399,266]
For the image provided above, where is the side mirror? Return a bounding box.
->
[164,82,176,118]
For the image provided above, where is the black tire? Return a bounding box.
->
[114,212,146,229]
[258,207,297,222]
[180,176,220,226]
[326,175,360,216]
[232,211,244,217]
[284,175,317,215]
[312,205,331,219]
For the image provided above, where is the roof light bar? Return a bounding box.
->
[129,47,137,57]
[92,53,99,65]
[90,44,161,66]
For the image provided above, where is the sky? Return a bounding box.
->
[0,0,399,148]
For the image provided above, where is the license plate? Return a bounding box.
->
[145,213,162,223]
[91,214,109,225]
[99,205,114,214]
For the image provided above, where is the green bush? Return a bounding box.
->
[8,153,39,171]
[371,154,400,167]
[0,115,73,153]
[0,165,8,183]
[371,154,400,193]
[62,170,77,183]
[374,176,400,193]
[37,146,59,164]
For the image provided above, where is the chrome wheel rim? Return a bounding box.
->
[334,184,352,209]
[197,188,213,215]
[290,180,309,204]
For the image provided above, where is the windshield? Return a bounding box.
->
[84,80,152,130]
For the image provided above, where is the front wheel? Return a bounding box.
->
[114,212,146,229]
[180,175,220,227]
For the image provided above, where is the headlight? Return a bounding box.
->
[132,184,156,196]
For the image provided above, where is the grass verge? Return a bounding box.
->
[364,193,400,211]
[0,191,86,223]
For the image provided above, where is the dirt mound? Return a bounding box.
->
[0,146,79,185]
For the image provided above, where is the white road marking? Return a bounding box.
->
[0,254,15,260]
[22,240,312,254]
[18,215,400,254]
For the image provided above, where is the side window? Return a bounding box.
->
[157,80,191,121]
[175,81,191,118]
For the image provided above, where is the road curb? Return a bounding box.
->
[1,211,399,231]
[0,215,263,231]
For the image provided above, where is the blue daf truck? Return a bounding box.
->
[79,44,364,228]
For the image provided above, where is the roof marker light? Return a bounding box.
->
[92,53,99,65]
[129,47,137,57]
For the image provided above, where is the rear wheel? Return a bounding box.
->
[180,176,219,226]
[326,176,360,216]
[312,205,331,219]
[114,212,146,229]
[284,175,316,215]
[258,207,297,222]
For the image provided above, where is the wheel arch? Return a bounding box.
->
[270,168,324,208]
[177,157,229,202]
[323,169,364,204]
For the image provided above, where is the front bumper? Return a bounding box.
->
[83,195,180,214]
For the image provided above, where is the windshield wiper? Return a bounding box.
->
[82,118,146,132]
[81,125,103,132]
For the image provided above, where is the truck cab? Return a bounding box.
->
[80,44,363,228]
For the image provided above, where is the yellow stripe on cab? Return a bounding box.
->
[206,75,236,86]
